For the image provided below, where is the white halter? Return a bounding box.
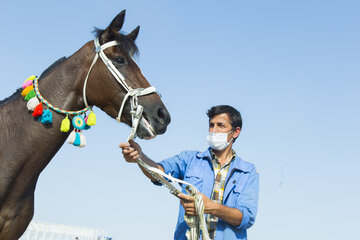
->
[82,38,158,140]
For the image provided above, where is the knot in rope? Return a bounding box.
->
[183,187,210,240]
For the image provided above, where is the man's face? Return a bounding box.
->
[209,113,233,142]
[209,113,241,143]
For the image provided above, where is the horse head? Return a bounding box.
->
[83,10,170,139]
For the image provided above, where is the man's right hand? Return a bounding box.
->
[119,140,142,163]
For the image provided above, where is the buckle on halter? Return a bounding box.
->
[95,46,101,53]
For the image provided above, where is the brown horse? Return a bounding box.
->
[0,10,170,240]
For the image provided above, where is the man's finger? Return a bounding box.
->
[129,151,139,157]
[185,209,196,215]
[178,193,194,202]
[119,142,130,149]
[129,140,141,151]
[122,147,133,155]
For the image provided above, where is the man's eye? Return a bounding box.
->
[114,57,125,65]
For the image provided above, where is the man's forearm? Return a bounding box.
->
[136,154,164,181]
[208,202,243,227]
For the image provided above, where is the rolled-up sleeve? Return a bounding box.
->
[236,168,259,230]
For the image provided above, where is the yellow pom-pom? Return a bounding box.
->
[24,75,36,83]
[21,85,34,97]
[86,111,96,126]
[60,116,70,132]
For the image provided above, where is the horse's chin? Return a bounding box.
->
[137,117,156,140]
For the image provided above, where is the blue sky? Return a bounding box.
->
[1,0,359,239]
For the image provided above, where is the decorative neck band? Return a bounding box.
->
[21,75,96,148]
[33,76,91,115]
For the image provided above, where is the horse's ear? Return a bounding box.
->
[100,10,126,43]
[109,10,126,32]
[127,26,140,42]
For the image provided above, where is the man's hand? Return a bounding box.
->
[178,193,217,216]
[119,140,164,182]
[119,140,142,163]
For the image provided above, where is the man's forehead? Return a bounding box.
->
[209,113,231,123]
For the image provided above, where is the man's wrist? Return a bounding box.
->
[209,201,221,215]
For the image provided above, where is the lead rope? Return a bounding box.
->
[183,186,210,240]
[127,136,210,240]
[90,37,209,239]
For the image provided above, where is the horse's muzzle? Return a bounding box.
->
[137,106,171,139]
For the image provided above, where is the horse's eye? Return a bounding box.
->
[114,57,125,65]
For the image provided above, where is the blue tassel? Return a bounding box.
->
[73,132,81,146]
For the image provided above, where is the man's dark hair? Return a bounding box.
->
[206,105,242,130]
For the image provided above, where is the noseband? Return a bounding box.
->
[83,38,158,140]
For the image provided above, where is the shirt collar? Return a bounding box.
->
[210,148,235,166]
[197,147,251,173]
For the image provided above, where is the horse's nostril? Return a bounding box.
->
[157,107,170,124]
[157,108,166,120]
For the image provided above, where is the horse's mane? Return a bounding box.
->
[93,28,139,56]
[0,57,67,107]
[39,57,67,79]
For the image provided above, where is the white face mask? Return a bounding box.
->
[207,131,233,151]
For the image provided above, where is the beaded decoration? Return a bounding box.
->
[22,75,96,147]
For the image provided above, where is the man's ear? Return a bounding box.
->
[233,127,241,138]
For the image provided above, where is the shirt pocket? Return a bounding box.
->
[233,184,246,196]
[226,175,248,207]
[183,170,204,193]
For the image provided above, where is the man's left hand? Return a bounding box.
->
[178,193,216,216]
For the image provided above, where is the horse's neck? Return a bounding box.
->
[0,42,93,196]
[40,43,94,112]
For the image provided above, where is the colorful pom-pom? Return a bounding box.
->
[60,116,71,132]
[27,97,39,111]
[67,130,76,144]
[24,89,36,101]
[86,111,96,126]
[32,103,43,117]
[72,115,85,130]
[21,85,34,97]
[22,80,33,89]
[24,75,36,83]
[38,109,52,124]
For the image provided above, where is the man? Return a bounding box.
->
[120,105,259,240]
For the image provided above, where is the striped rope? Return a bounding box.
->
[33,77,91,115]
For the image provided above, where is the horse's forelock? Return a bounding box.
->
[93,28,139,56]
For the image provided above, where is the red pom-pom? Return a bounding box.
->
[32,103,43,117]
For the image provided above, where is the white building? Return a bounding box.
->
[19,221,112,240]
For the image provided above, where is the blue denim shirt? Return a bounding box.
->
[157,148,259,240]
